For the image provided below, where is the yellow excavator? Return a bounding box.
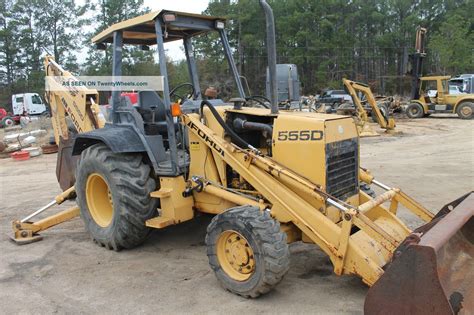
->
[11,2,473,314]
[343,78,396,137]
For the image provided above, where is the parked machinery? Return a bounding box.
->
[343,79,396,137]
[265,64,300,109]
[407,27,474,119]
[12,2,473,314]
[407,75,474,119]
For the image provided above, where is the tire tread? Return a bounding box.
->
[76,144,157,251]
[205,206,290,298]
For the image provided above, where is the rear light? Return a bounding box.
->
[171,103,182,117]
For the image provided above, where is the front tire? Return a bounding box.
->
[406,103,424,118]
[206,206,290,298]
[75,144,157,250]
[456,102,473,119]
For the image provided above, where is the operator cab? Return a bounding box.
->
[86,10,248,176]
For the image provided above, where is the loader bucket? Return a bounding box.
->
[365,192,474,315]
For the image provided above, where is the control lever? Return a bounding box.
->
[150,105,157,123]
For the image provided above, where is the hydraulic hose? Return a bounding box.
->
[233,118,273,138]
[200,100,256,151]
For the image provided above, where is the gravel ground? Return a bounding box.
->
[0,115,472,314]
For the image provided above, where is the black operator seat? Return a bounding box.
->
[120,96,145,133]
[136,91,178,136]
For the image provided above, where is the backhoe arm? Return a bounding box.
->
[343,78,395,131]
[44,56,105,144]
[10,58,107,244]
[44,56,106,190]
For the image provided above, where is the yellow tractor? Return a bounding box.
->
[407,75,474,119]
[12,2,473,314]
[407,27,474,119]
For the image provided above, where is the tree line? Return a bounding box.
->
[196,0,473,97]
[0,0,472,110]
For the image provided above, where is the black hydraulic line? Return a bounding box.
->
[200,101,255,151]
[233,118,273,137]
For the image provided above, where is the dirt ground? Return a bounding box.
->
[0,115,473,314]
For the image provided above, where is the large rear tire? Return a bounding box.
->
[75,144,157,250]
[406,103,424,118]
[205,206,290,298]
[456,102,473,119]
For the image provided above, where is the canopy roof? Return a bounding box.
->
[92,10,226,46]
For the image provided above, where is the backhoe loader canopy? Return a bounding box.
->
[92,10,226,45]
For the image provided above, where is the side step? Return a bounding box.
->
[150,188,172,198]
[146,177,194,229]
[145,216,175,229]
[147,188,174,229]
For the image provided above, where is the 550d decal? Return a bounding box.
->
[277,130,323,141]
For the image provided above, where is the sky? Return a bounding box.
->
[143,0,209,60]
[144,0,208,13]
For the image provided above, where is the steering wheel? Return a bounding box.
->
[170,83,195,104]
[244,95,271,109]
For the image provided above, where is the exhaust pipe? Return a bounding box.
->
[259,0,278,114]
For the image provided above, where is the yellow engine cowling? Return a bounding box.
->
[272,113,360,222]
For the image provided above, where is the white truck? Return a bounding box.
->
[450,74,474,94]
[0,93,48,128]
[12,93,47,116]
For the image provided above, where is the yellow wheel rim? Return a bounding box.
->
[461,106,472,116]
[410,107,420,115]
[85,173,114,227]
[217,230,255,281]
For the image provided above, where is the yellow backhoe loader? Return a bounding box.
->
[11,2,473,314]
[343,79,396,137]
